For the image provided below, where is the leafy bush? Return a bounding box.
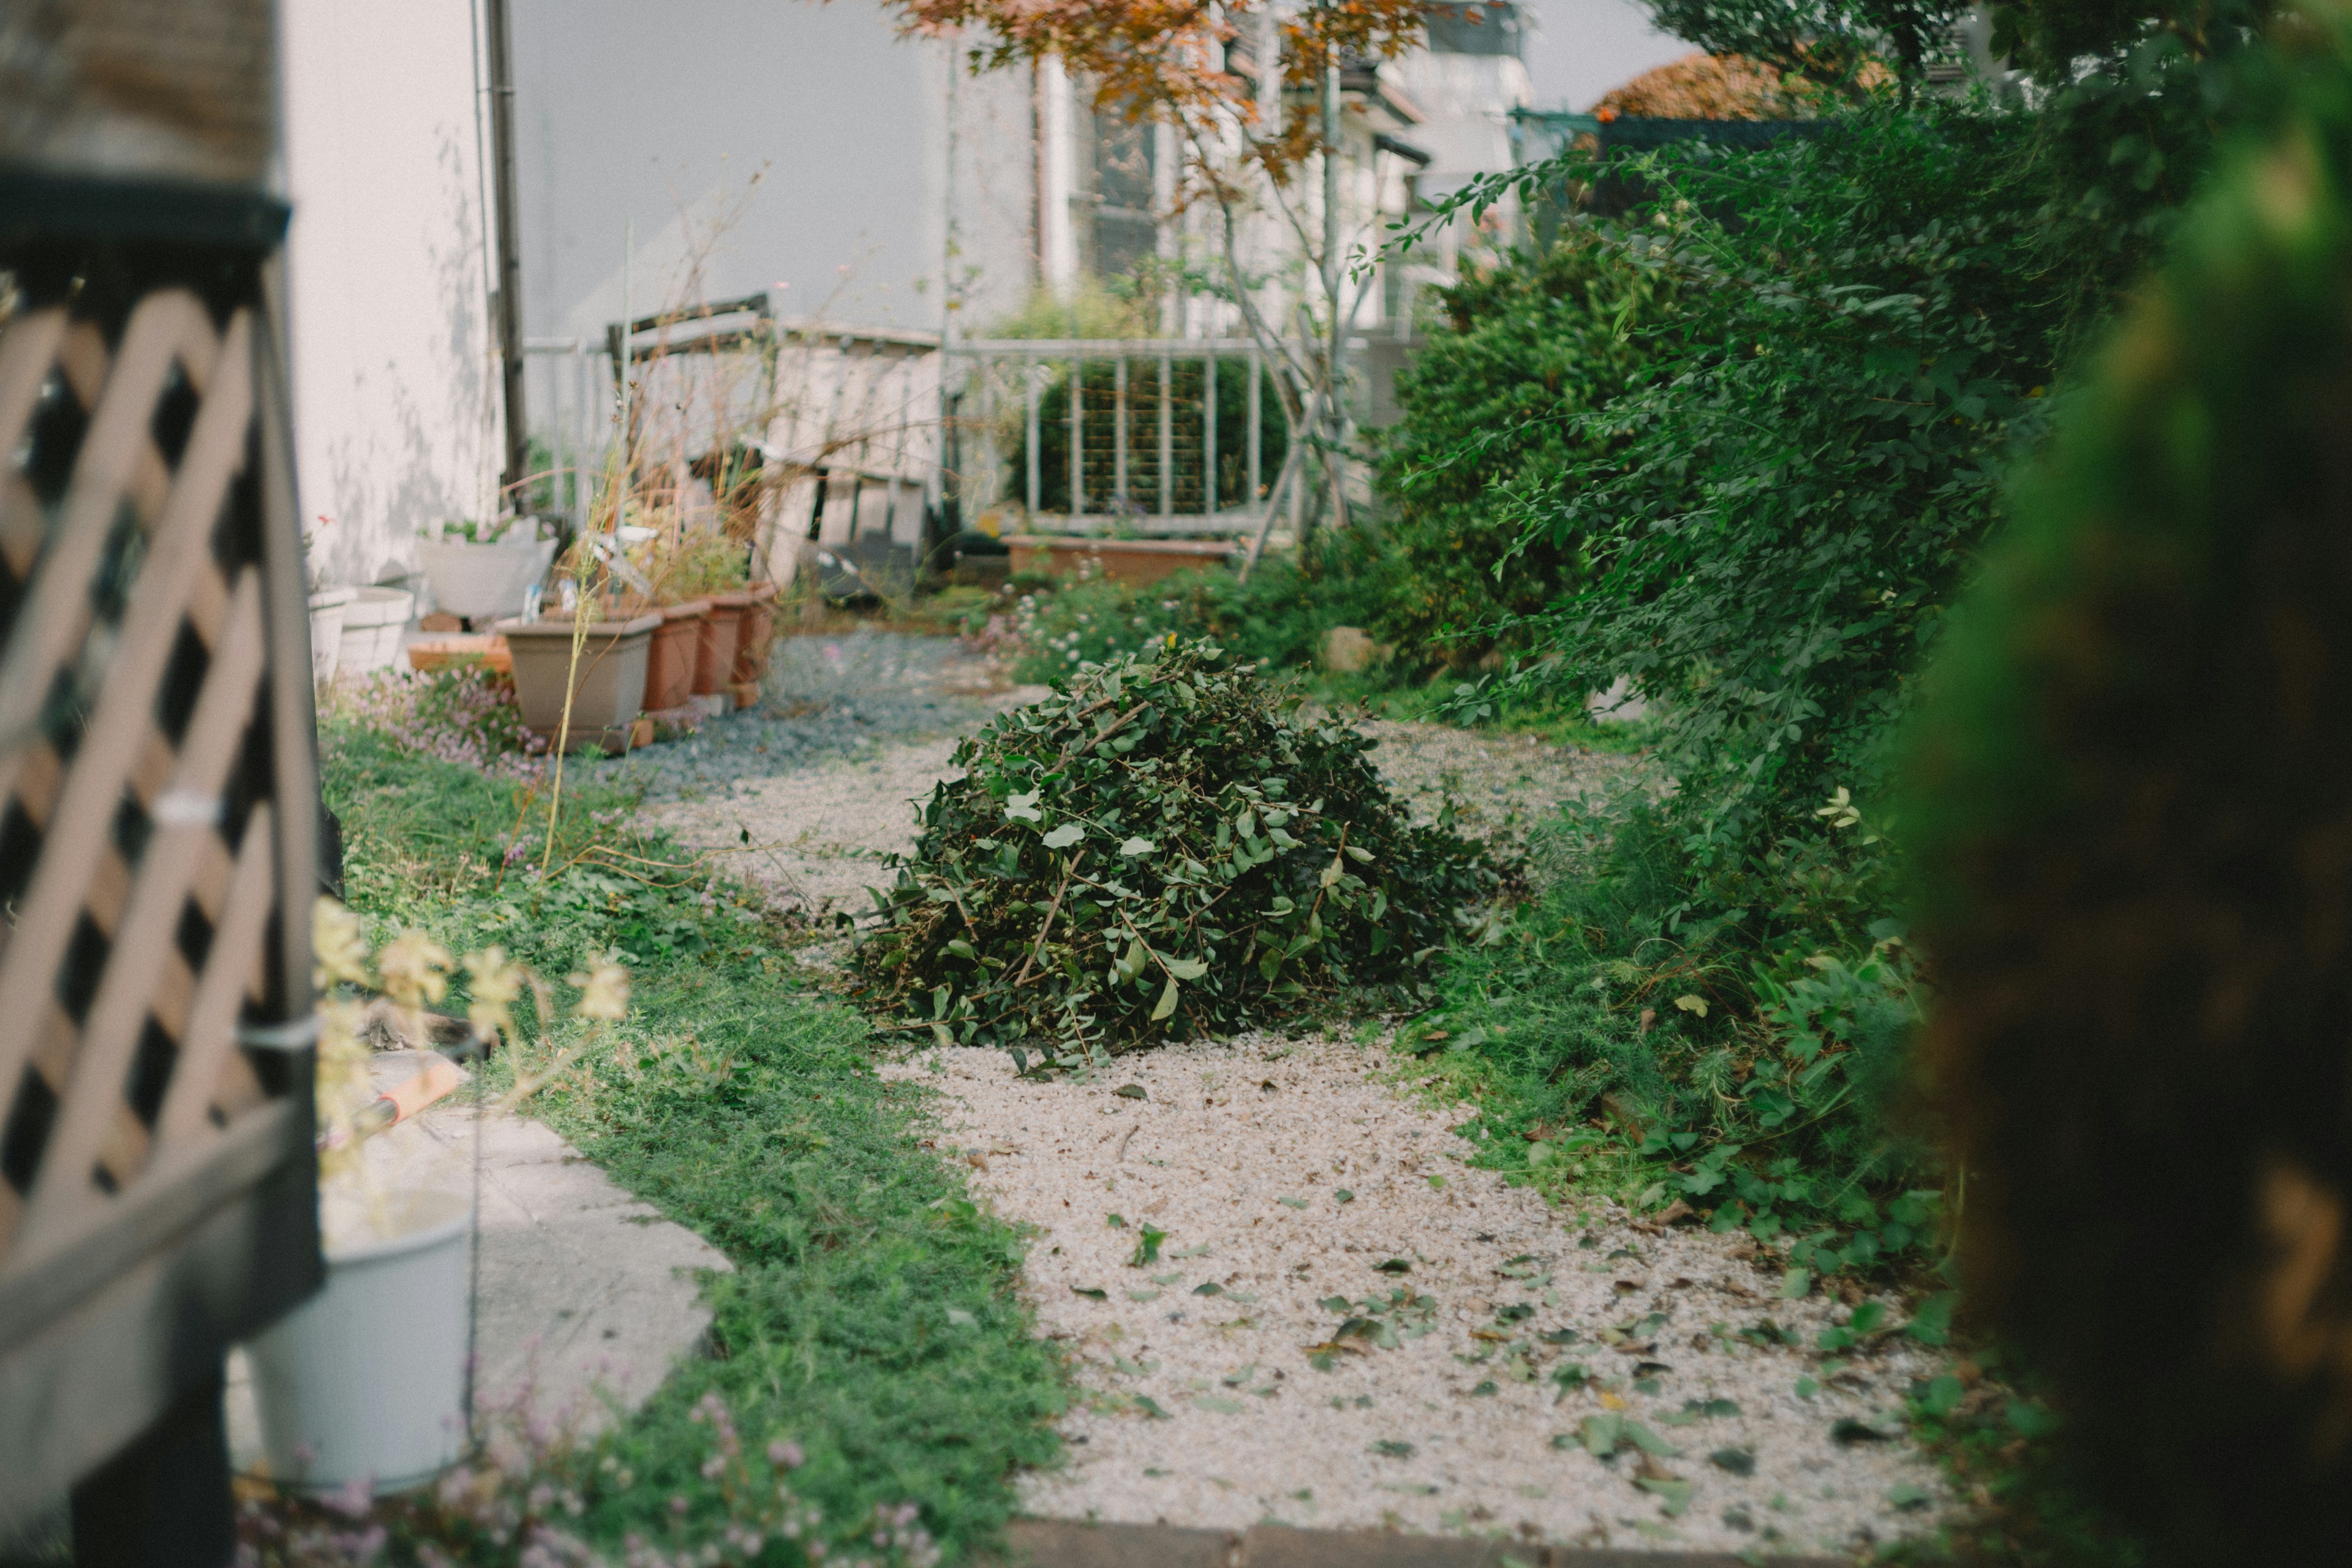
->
[853,639,1494,1057]
[1370,230,1670,666]
[1419,802,1940,1278]
[1904,15,2352,1559]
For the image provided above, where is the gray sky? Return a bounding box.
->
[1517,0,1695,110]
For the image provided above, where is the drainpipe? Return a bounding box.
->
[486,0,529,508]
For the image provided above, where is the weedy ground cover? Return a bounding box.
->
[312,713,1066,1564]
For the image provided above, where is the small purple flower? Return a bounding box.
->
[768,1439,804,1469]
[669,1494,690,1516]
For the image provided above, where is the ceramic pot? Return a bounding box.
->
[415,537,556,621]
[692,591,752,696]
[336,587,415,674]
[643,600,708,711]
[307,587,355,682]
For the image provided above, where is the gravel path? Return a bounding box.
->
[887,1039,1947,1557]
[625,631,1947,1558]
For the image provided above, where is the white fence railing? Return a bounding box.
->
[944,337,1290,538]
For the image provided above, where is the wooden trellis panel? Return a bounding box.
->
[0,200,322,1521]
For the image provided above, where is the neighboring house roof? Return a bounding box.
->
[1592,51,1806,120]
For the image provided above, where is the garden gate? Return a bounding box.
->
[0,4,323,1561]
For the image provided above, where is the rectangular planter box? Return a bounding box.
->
[496,612,659,752]
[405,635,512,676]
[1007,535,1239,588]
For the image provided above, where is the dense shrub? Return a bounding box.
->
[853,640,1494,1057]
[1371,228,1670,666]
[1904,17,2352,1561]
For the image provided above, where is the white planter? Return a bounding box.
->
[247,1189,473,1492]
[417,538,556,621]
[336,586,415,675]
[307,587,355,682]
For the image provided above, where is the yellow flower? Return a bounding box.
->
[377,930,453,1010]
[312,897,371,990]
[569,956,630,1022]
[464,946,527,1045]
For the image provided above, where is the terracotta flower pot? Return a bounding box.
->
[731,581,778,684]
[643,600,708,711]
[693,590,752,696]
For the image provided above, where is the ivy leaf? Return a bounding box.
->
[1152,974,1180,1021]
[1042,823,1084,850]
[1005,791,1042,823]
[1119,836,1156,857]
[1163,955,1208,981]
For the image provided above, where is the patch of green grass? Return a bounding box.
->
[323,722,1066,1562]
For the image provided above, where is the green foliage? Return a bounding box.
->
[1417,805,1939,1276]
[1642,0,1965,87]
[1489,107,2068,908]
[993,548,1382,684]
[1902,12,2352,1561]
[853,640,1494,1057]
[1370,233,1670,666]
[320,723,1066,1563]
[1021,358,1287,518]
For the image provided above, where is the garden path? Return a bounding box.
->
[631,630,1951,1558]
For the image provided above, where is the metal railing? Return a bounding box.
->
[521,336,609,535]
[945,338,1289,538]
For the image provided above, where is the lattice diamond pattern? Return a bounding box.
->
[0,288,287,1270]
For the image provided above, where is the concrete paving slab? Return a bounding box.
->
[225,1053,726,1470]
[986,1520,1843,1568]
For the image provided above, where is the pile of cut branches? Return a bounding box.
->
[853,641,1494,1057]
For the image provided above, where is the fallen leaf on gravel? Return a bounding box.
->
[1469,1381,1499,1396]
[1540,1328,1581,1346]
[1115,1084,1148,1099]
[1335,1189,1354,1202]
[1150,1271,1183,1284]
[1634,1476,1693,1516]
[1277,1196,1309,1209]
[1193,1282,1224,1296]
[1654,1199,1696,1226]
[1374,1258,1413,1274]
[1660,1398,1740,1425]
[1194,1395,1246,1414]
[1832,1417,1898,1445]
[1709,1447,1757,1476]
[1132,1395,1170,1419]
[1372,1441,1416,1459]
[1169,1242,1212,1259]
[1072,1286,1108,1300]
[1128,1289,1163,1302]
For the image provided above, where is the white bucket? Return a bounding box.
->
[246,1188,473,1492]
[336,586,415,676]
[307,587,355,682]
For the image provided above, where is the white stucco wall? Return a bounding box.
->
[279,0,502,592]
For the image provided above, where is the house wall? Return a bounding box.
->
[509,1,1038,347]
[278,0,503,593]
